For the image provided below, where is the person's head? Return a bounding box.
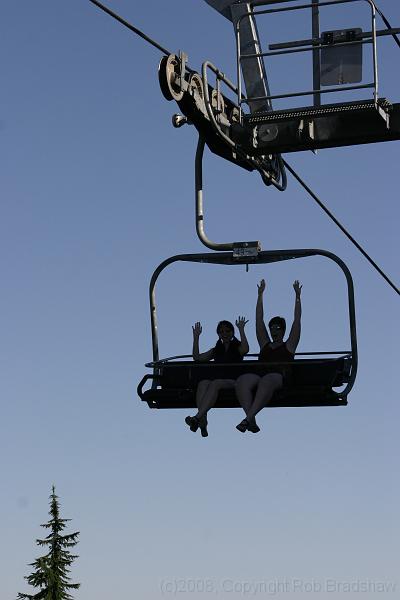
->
[268,316,286,342]
[217,320,235,342]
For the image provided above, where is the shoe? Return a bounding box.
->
[247,419,260,433]
[185,416,199,432]
[236,419,248,433]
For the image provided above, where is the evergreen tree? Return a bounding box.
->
[18,486,80,600]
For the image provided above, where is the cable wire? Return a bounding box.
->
[375,3,400,50]
[282,159,399,296]
[88,0,172,55]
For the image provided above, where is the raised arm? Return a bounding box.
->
[192,322,214,362]
[286,280,302,354]
[256,279,270,349]
[235,316,249,356]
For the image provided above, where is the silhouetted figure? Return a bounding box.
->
[185,318,249,437]
[235,279,302,433]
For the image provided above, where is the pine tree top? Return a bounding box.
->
[18,487,80,600]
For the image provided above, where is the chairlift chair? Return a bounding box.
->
[137,248,358,409]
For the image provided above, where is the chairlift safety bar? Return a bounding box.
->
[145,351,352,368]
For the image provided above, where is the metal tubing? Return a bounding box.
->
[245,82,374,102]
[146,350,352,367]
[312,0,321,107]
[244,0,377,19]
[243,37,374,58]
[236,23,243,114]
[251,0,304,6]
[195,136,234,251]
[202,60,239,95]
[202,61,237,149]
[269,27,400,51]
[150,280,159,363]
[370,2,378,103]
[251,0,306,5]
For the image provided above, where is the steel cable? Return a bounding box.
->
[282,159,399,296]
[88,0,172,55]
[375,3,400,50]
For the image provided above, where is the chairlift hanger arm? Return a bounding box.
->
[195,136,235,252]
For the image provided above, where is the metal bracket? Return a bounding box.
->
[233,241,261,259]
[376,103,390,129]
[298,119,315,141]
[178,50,188,89]
[172,114,192,128]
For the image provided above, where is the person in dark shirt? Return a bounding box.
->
[235,279,302,433]
[185,317,249,437]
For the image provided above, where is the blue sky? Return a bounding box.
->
[1,1,399,599]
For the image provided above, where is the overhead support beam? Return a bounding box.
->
[204,0,272,112]
[204,0,234,20]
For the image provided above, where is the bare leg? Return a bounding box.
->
[195,380,211,412]
[197,379,235,420]
[235,373,260,417]
[247,373,283,423]
[185,380,210,434]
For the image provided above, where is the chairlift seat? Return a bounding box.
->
[138,357,350,409]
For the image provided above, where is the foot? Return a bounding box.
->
[236,419,248,433]
[185,415,199,432]
[246,419,260,433]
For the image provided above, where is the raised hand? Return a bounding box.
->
[192,322,202,338]
[293,280,302,297]
[235,316,249,330]
[257,279,266,295]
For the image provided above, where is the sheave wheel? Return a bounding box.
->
[158,54,184,102]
